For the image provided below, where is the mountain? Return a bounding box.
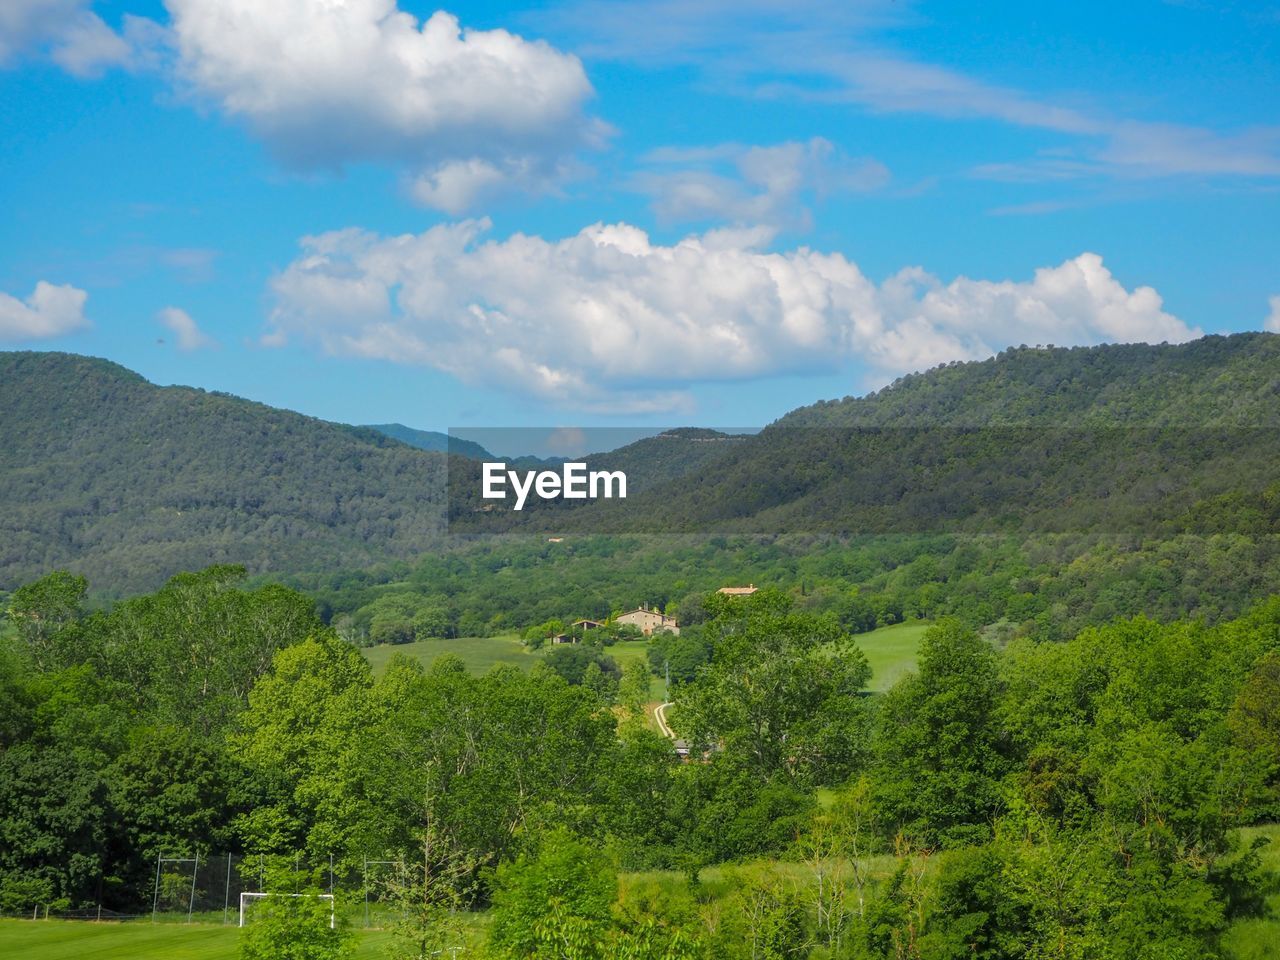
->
[0,352,449,594]
[7,335,1280,592]
[365,423,494,460]
[449,334,1280,536]
[783,333,1280,428]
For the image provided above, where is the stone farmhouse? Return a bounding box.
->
[615,604,680,636]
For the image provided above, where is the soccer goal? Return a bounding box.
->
[239,892,335,929]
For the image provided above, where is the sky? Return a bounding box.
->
[1,0,1278,433]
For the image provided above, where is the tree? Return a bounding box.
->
[232,635,373,859]
[675,590,871,785]
[239,865,353,960]
[543,645,621,689]
[874,619,1008,847]
[486,829,616,960]
[6,571,86,671]
[617,660,652,722]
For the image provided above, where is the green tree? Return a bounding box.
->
[874,619,1008,847]
[239,865,353,960]
[676,590,871,785]
[232,635,373,859]
[486,830,616,960]
[6,570,86,671]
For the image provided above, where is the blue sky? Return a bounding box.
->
[1,0,1278,432]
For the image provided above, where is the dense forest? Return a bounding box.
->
[0,353,450,593]
[451,335,1280,536]
[8,334,1280,595]
[1,569,1277,958]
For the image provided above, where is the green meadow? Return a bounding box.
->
[359,621,928,697]
[0,919,396,960]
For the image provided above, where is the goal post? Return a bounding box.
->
[239,891,335,929]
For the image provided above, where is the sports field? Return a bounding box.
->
[0,919,395,960]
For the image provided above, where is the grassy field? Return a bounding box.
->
[360,621,928,697]
[0,919,397,960]
[857,620,929,692]
[361,635,669,698]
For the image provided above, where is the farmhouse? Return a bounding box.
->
[572,619,605,631]
[615,604,680,636]
[717,584,758,596]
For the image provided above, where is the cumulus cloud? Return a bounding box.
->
[158,306,217,350]
[635,138,889,228]
[0,281,90,341]
[0,0,159,76]
[166,0,603,212]
[267,221,1198,412]
[1266,295,1280,334]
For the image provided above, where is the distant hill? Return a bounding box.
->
[7,335,1280,591]
[450,334,1280,535]
[783,333,1280,428]
[0,353,449,593]
[366,423,494,460]
[445,428,751,521]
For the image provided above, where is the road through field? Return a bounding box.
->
[653,701,675,739]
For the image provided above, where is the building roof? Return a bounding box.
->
[717,584,758,595]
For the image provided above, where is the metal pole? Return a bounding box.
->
[187,853,198,923]
[363,856,369,928]
[151,852,162,922]
[329,853,334,895]
[223,854,233,925]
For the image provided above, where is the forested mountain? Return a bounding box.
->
[453,333,1280,535]
[785,332,1280,427]
[6,335,1280,591]
[0,353,449,593]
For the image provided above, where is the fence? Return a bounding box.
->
[1,853,406,927]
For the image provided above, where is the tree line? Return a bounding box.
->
[2,569,1278,957]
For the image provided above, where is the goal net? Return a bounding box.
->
[239,892,335,929]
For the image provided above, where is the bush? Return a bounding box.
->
[239,869,353,960]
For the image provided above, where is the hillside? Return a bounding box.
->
[7,335,1280,590]
[784,333,1280,427]
[450,333,1280,535]
[0,353,449,593]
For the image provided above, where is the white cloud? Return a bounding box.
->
[166,1,603,211]
[158,306,217,350]
[0,281,90,341]
[635,138,889,228]
[267,221,1199,412]
[0,0,158,76]
[1266,295,1280,334]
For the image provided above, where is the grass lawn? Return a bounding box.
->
[361,636,668,698]
[857,620,929,691]
[360,623,927,699]
[361,632,536,675]
[0,919,397,960]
